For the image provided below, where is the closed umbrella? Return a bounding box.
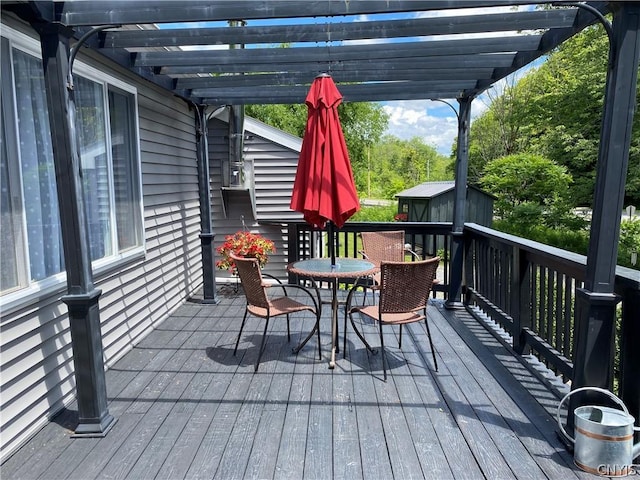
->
[290,73,359,263]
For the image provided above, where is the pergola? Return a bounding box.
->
[4,0,639,439]
[8,1,618,104]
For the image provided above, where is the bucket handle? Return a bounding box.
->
[556,386,630,444]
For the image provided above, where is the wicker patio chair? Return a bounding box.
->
[358,230,421,303]
[345,257,440,381]
[231,253,321,371]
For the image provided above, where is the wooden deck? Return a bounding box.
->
[1,286,598,480]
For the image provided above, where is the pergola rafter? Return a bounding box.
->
[5,0,610,104]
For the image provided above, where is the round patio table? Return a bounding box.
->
[287,258,378,368]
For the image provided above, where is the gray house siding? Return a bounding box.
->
[0,19,202,462]
[208,113,303,282]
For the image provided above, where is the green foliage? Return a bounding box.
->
[246,102,388,196]
[249,102,452,200]
[479,153,574,225]
[619,219,640,268]
[463,83,532,184]
[468,23,640,206]
[494,220,590,255]
[245,104,307,137]
[350,204,398,222]
[366,136,453,199]
[337,102,388,193]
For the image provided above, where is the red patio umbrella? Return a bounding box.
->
[290,74,360,262]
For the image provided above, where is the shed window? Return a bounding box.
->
[0,30,143,297]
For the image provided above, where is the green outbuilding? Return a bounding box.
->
[396,181,494,227]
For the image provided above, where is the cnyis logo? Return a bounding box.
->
[597,464,639,476]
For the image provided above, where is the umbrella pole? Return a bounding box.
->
[329,221,336,266]
[328,220,338,368]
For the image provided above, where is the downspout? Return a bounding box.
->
[228,104,245,187]
[228,20,245,189]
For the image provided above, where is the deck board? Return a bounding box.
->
[1,288,602,480]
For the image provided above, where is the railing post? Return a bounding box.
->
[287,223,300,284]
[463,231,474,305]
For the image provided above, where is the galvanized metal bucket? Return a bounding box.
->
[557,386,640,477]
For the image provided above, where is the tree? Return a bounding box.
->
[619,219,640,268]
[467,23,640,206]
[246,101,388,194]
[245,104,307,137]
[469,81,531,180]
[479,153,574,229]
[369,136,453,199]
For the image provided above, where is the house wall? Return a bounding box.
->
[0,18,202,462]
[207,115,302,282]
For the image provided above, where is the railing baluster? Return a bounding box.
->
[546,268,554,349]
[563,275,573,363]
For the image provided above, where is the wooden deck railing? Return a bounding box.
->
[463,223,639,422]
[282,220,639,422]
[285,221,453,295]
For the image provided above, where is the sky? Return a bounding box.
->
[365,6,539,155]
[381,68,536,155]
[161,5,542,156]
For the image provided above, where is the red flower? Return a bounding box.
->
[216,231,276,274]
[394,213,408,222]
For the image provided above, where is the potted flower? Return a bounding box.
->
[216,231,276,275]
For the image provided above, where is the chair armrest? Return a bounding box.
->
[404,243,421,260]
[344,276,374,312]
[262,273,283,285]
[358,249,370,261]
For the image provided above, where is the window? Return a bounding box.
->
[0,27,143,298]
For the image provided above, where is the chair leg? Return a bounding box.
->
[424,317,438,372]
[348,309,376,354]
[379,321,387,382]
[398,324,403,348]
[343,307,348,357]
[235,309,250,356]
[255,317,270,372]
[316,313,322,360]
[286,314,291,342]
[343,283,359,357]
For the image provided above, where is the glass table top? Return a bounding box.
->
[290,257,376,275]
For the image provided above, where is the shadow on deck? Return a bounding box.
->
[1,287,599,480]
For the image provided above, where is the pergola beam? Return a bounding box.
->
[175,68,495,89]
[160,54,516,76]
[102,10,577,49]
[200,88,470,105]
[59,0,560,26]
[133,35,541,68]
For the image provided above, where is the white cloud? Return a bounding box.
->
[382,98,493,155]
[380,56,542,156]
[383,101,458,155]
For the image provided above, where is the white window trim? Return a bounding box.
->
[1,23,146,312]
